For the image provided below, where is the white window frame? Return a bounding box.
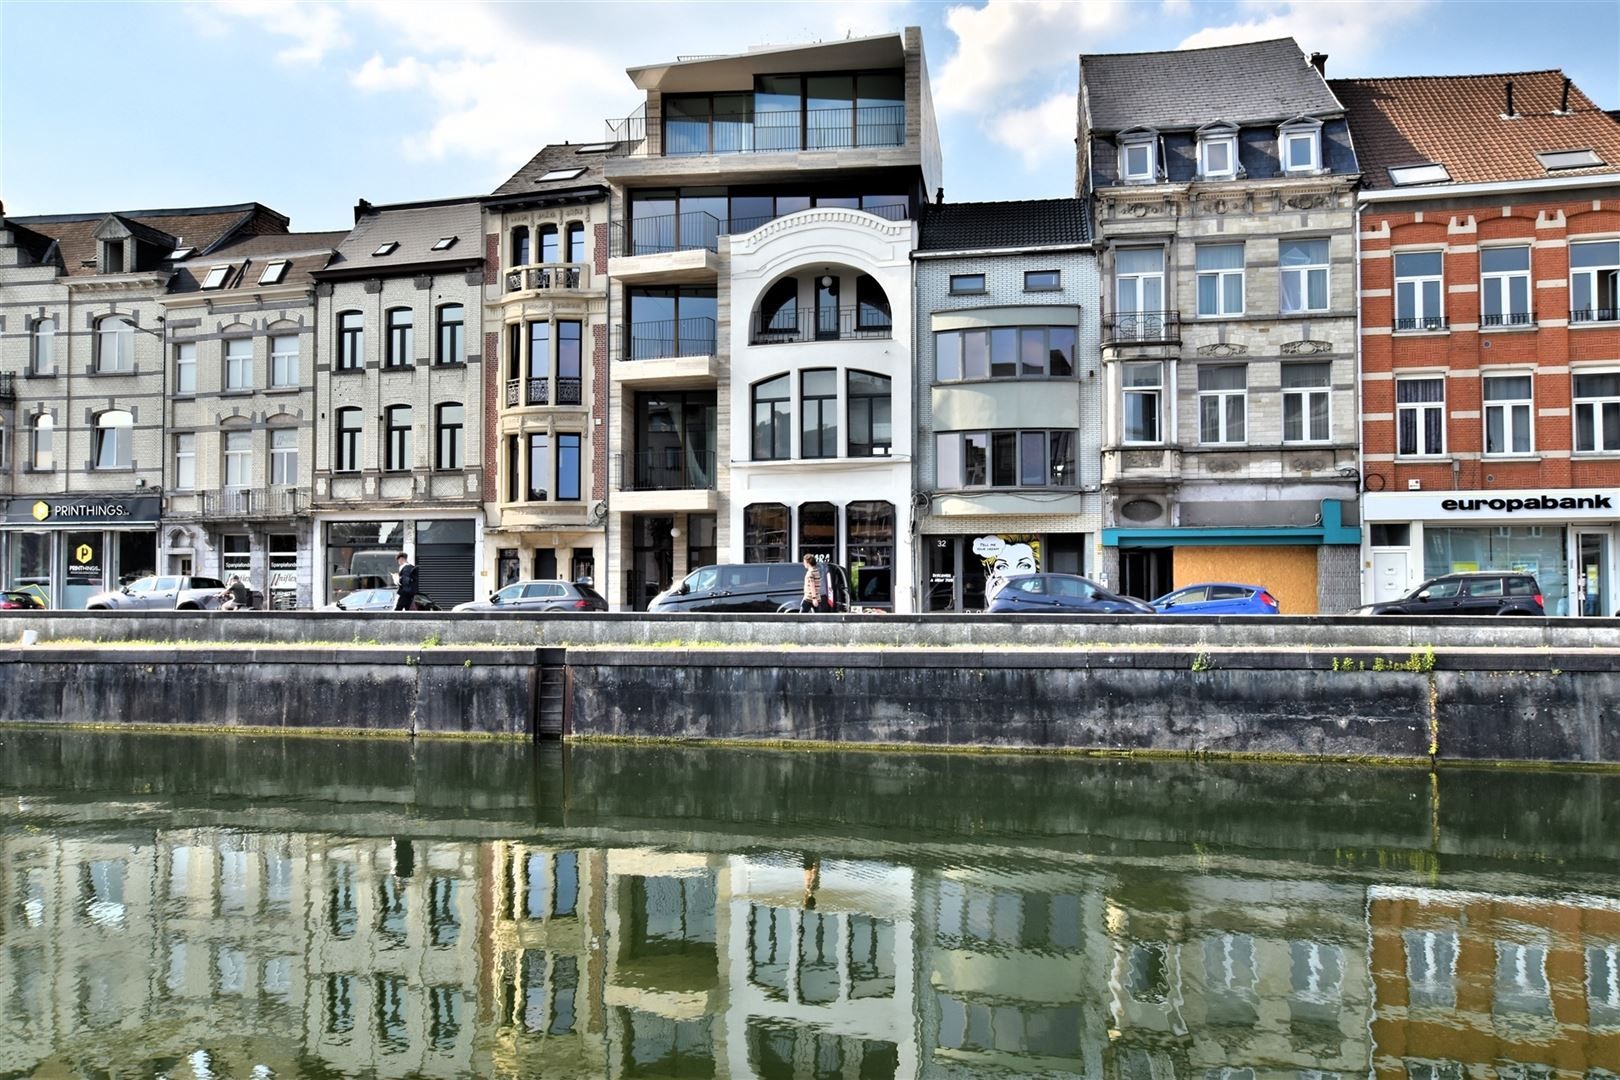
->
[94,411,132,470]
[1394,250,1447,331]
[1120,137,1156,183]
[223,430,252,489]
[1195,244,1246,318]
[270,334,299,387]
[1280,238,1330,314]
[1199,134,1238,180]
[1282,363,1332,444]
[174,433,196,490]
[1570,240,1620,324]
[270,428,297,486]
[1396,375,1447,457]
[202,266,230,290]
[1115,247,1166,338]
[175,342,197,394]
[1197,365,1247,445]
[1122,361,1164,445]
[1483,372,1535,456]
[224,338,252,390]
[96,316,134,373]
[31,414,53,471]
[257,260,288,286]
[1573,369,1620,453]
[1480,245,1533,327]
[30,317,55,374]
[1281,129,1320,173]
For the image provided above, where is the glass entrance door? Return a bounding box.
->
[1577,532,1610,616]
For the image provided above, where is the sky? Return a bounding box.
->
[3,0,1617,232]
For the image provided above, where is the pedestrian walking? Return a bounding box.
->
[394,552,419,611]
[799,554,822,613]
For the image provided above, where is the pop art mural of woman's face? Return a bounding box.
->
[972,535,1041,604]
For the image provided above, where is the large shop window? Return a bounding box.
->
[744,503,790,564]
[1423,526,1568,615]
[798,502,837,560]
[846,501,895,608]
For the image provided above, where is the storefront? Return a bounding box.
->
[1362,490,1619,616]
[316,514,483,608]
[923,532,1089,612]
[2,495,161,608]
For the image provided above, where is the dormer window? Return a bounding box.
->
[1119,133,1157,184]
[101,240,124,274]
[1282,130,1319,172]
[373,241,399,257]
[202,265,231,290]
[1197,124,1239,180]
[258,260,289,285]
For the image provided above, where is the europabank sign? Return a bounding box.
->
[1364,490,1620,521]
[4,496,161,526]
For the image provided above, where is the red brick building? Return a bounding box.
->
[1334,71,1620,614]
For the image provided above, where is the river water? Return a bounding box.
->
[0,730,1617,1079]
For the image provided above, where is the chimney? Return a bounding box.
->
[1504,81,1517,118]
[935,187,945,206]
[1309,52,1328,76]
[1560,76,1572,114]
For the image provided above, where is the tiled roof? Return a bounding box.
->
[320,199,483,275]
[1332,70,1620,190]
[170,231,347,294]
[4,204,286,276]
[1081,38,1341,132]
[490,142,615,199]
[918,198,1090,253]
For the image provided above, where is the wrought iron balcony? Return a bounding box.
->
[1101,310,1181,346]
[506,378,549,407]
[1571,306,1620,324]
[1394,315,1449,332]
[620,449,716,492]
[556,377,582,406]
[750,306,892,345]
[175,486,305,519]
[614,317,718,362]
[604,104,906,158]
[503,262,587,294]
[1481,312,1535,327]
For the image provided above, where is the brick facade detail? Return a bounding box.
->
[484,232,500,286]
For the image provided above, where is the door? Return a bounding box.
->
[1120,548,1172,602]
[533,549,558,582]
[1577,532,1610,616]
[629,514,674,611]
[1372,550,1409,603]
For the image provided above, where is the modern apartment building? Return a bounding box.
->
[159,229,345,607]
[482,145,612,594]
[310,197,487,608]
[599,28,940,610]
[1334,70,1620,615]
[0,202,291,607]
[913,198,1100,611]
[1079,39,1362,613]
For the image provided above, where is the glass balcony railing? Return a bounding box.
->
[621,449,716,491]
[612,202,908,258]
[605,104,905,159]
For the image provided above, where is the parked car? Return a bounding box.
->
[0,589,45,610]
[454,580,608,612]
[1152,583,1280,615]
[323,588,441,612]
[1353,571,1545,616]
[85,575,227,611]
[986,574,1156,615]
[648,562,852,614]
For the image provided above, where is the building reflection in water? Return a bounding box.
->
[4,826,1620,1076]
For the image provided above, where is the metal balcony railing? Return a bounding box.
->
[620,449,717,492]
[1101,310,1181,345]
[506,378,549,407]
[1571,307,1620,324]
[751,306,892,345]
[604,104,906,158]
[197,487,304,518]
[614,317,718,362]
[1394,315,1449,332]
[1481,312,1535,327]
[503,262,587,294]
[556,376,582,405]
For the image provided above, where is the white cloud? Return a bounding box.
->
[1161,0,1192,14]
[204,0,350,64]
[352,54,425,92]
[1176,0,1430,66]
[934,0,1128,113]
[988,92,1077,170]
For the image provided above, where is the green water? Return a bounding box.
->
[1,730,1618,1079]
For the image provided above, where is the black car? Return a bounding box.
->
[986,573,1156,615]
[324,588,441,612]
[454,580,608,612]
[1356,572,1545,616]
[648,562,852,614]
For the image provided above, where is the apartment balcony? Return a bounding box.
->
[750,306,892,346]
[168,486,306,521]
[611,318,720,389]
[1101,311,1181,352]
[609,212,722,283]
[1571,306,1620,325]
[613,449,718,514]
[504,376,583,409]
[1393,315,1449,333]
[1482,312,1536,329]
[502,261,596,297]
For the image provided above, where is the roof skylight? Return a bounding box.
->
[1536,148,1603,171]
[258,259,289,285]
[538,167,586,182]
[574,143,615,154]
[372,241,399,257]
[1388,163,1451,186]
[201,265,231,289]
[431,236,457,251]
[168,246,195,261]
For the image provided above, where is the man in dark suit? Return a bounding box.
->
[394,552,419,611]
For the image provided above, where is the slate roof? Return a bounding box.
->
[490,142,616,200]
[1080,38,1342,132]
[4,203,288,276]
[318,199,483,277]
[1332,70,1620,190]
[170,231,348,294]
[918,198,1090,253]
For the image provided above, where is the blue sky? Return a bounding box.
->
[3,1,1616,232]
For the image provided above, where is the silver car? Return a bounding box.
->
[85,575,227,611]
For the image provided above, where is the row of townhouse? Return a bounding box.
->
[1,29,1617,614]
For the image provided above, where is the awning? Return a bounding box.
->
[1103,498,1359,548]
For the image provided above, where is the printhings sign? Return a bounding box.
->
[4,496,161,526]
[1365,490,1620,521]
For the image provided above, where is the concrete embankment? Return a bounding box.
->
[0,611,1615,765]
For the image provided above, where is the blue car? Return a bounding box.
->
[1151,582,1279,615]
[987,574,1155,615]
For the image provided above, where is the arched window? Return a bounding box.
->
[337,311,363,371]
[855,275,891,334]
[384,405,413,471]
[539,224,559,265]
[566,222,586,263]
[757,277,799,340]
[511,226,530,266]
[744,504,789,564]
[96,315,134,373]
[847,371,892,456]
[436,403,464,470]
[30,318,55,375]
[436,304,465,365]
[385,307,413,368]
[845,501,895,607]
[94,410,133,470]
[752,374,791,460]
[801,369,838,458]
[31,414,53,471]
[334,407,362,472]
